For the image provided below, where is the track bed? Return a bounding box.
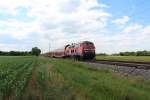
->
[89,60,150,70]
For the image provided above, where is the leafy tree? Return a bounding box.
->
[31,47,41,56]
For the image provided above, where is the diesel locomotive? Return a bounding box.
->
[44,41,95,60]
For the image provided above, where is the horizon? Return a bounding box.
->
[1,47,150,55]
[0,0,150,53]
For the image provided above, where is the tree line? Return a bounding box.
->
[97,50,150,56]
[0,47,41,56]
[0,51,31,56]
[118,50,150,56]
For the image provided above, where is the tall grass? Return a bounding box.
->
[49,59,150,100]
[1,56,150,100]
[27,58,150,100]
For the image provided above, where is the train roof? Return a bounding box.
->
[67,41,94,48]
[80,41,93,44]
[52,44,70,52]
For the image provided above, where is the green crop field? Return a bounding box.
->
[0,56,36,100]
[0,56,150,100]
[96,56,150,62]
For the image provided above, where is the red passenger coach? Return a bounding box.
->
[45,41,95,60]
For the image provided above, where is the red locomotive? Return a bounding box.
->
[45,41,95,60]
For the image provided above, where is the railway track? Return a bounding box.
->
[88,60,150,70]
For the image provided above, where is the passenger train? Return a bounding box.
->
[43,41,95,60]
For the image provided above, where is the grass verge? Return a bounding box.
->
[96,56,150,62]
[34,58,150,100]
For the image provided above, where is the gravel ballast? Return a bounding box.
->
[85,62,150,80]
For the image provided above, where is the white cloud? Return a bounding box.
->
[122,23,142,33]
[0,19,40,40]
[112,16,129,26]
[0,43,33,51]
[142,25,150,35]
[24,0,111,52]
[0,0,150,53]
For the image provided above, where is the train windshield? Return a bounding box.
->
[85,42,93,45]
[83,42,94,46]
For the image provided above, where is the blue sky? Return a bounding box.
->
[99,0,150,24]
[0,0,150,53]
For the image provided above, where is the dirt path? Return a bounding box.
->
[22,67,42,100]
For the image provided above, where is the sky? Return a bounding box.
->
[0,0,150,53]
